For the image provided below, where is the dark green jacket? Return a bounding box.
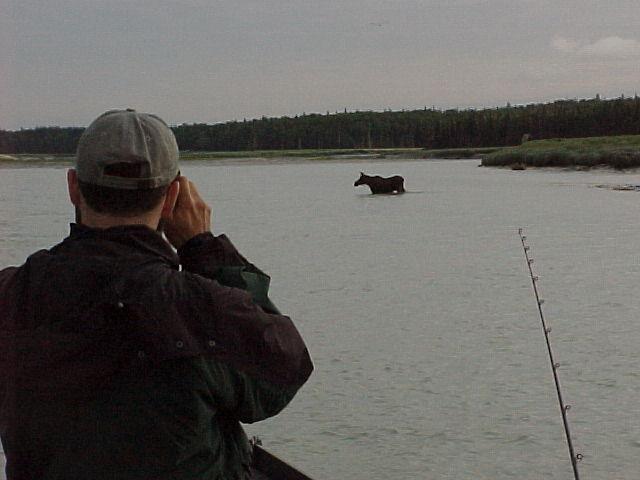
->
[0,224,313,479]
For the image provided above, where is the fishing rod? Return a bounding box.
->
[518,228,582,480]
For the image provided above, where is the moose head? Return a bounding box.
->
[354,172,368,186]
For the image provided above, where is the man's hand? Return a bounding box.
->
[163,176,212,249]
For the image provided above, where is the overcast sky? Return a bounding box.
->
[2,0,639,129]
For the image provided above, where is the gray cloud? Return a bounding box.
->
[552,36,640,57]
[2,0,640,129]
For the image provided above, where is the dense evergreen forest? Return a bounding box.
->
[2,96,640,154]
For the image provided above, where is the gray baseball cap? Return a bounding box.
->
[76,109,179,189]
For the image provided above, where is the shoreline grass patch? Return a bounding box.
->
[482,135,640,169]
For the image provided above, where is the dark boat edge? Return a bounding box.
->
[251,439,314,480]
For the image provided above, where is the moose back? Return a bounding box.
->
[354,172,405,194]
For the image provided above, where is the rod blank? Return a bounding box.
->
[518,228,582,479]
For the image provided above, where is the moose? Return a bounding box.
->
[354,172,405,194]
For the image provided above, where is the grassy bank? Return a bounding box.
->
[1,146,496,165]
[481,135,640,169]
[179,148,422,161]
[0,153,74,166]
[422,147,502,159]
[181,146,500,161]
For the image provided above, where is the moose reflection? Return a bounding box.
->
[354,172,405,194]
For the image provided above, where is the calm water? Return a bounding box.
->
[2,158,640,479]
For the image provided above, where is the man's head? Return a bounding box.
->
[68,109,180,227]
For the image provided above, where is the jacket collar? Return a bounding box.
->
[67,223,179,267]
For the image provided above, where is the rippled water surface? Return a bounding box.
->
[2,158,640,479]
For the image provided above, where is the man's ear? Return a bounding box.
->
[67,169,81,207]
[160,179,180,219]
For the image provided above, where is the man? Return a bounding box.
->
[0,109,313,479]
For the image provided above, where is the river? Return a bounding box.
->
[2,158,640,479]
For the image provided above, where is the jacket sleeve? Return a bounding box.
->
[178,233,280,313]
[177,233,313,423]
[197,355,304,424]
[0,267,18,329]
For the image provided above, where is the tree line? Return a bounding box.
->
[2,96,640,154]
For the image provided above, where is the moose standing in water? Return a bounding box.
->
[354,172,405,194]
